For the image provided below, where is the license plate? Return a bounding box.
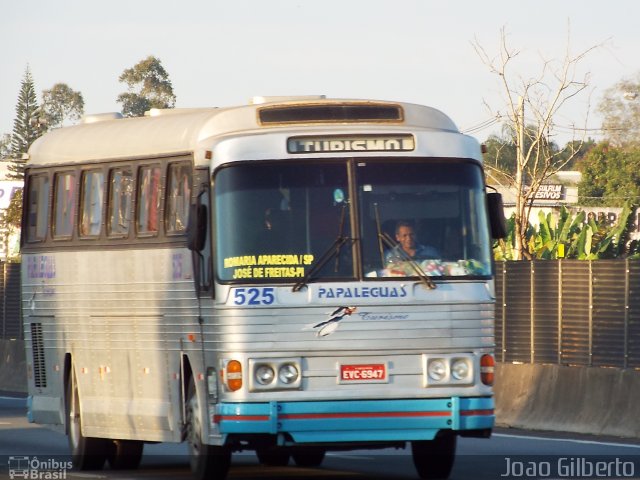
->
[339,363,388,383]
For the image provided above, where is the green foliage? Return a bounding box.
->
[41,83,84,128]
[3,188,22,230]
[493,215,516,261]
[9,67,46,180]
[117,56,176,117]
[0,134,11,160]
[1,189,23,262]
[556,138,596,170]
[482,132,517,176]
[578,142,640,207]
[494,202,639,260]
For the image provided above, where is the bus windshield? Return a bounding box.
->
[358,159,492,278]
[215,162,354,282]
[215,159,492,283]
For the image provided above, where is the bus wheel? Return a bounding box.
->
[107,440,144,470]
[66,369,108,470]
[186,378,231,480]
[292,448,326,467]
[411,433,457,480]
[256,448,290,466]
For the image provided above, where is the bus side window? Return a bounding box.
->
[136,165,162,236]
[25,174,50,242]
[79,170,105,238]
[53,172,77,239]
[166,162,192,234]
[107,167,133,237]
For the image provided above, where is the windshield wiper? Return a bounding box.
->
[374,203,436,290]
[292,235,350,292]
[293,205,350,292]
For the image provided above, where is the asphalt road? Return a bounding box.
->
[1,394,639,480]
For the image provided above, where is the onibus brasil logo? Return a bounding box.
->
[8,456,72,479]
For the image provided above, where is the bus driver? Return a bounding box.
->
[385,220,439,266]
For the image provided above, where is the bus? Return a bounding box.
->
[21,96,505,479]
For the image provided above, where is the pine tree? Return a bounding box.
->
[9,67,46,180]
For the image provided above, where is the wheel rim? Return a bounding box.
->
[186,384,202,468]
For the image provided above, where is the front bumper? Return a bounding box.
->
[214,396,494,443]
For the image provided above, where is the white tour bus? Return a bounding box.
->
[21,96,505,480]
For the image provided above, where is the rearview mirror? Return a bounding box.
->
[187,203,208,251]
[487,192,507,239]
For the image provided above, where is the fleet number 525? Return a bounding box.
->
[232,287,275,306]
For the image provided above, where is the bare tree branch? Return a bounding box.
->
[473,25,605,259]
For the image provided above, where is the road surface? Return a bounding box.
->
[1,394,639,479]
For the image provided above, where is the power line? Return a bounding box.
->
[460,116,501,134]
[552,124,629,133]
[462,116,636,140]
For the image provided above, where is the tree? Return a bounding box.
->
[483,129,517,180]
[0,134,11,160]
[577,142,640,207]
[2,188,23,261]
[117,56,176,117]
[556,138,596,170]
[9,67,46,180]
[473,27,602,260]
[484,130,593,184]
[597,73,640,148]
[41,83,85,128]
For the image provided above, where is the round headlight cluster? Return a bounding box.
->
[426,357,473,384]
[254,362,300,387]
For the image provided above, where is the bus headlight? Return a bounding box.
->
[423,354,475,386]
[249,358,302,391]
[451,359,470,381]
[427,359,447,381]
[255,365,275,385]
[279,364,299,384]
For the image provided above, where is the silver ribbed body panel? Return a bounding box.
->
[22,249,495,438]
[201,303,493,353]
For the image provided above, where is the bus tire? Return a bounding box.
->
[292,448,326,467]
[411,433,457,480]
[106,440,144,470]
[66,368,108,470]
[256,448,290,466]
[186,377,231,480]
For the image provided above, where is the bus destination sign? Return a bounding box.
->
[287,135,415,154]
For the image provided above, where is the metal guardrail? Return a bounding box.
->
[495,259,640,368]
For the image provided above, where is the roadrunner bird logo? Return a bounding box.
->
[309,306,357,337]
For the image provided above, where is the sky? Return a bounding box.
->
[2,0,639,147]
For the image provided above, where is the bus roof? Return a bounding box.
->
[27,98,461,166]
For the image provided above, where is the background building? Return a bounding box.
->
[492,171,640,241]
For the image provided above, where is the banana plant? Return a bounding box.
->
[494,202,638,260]
[529,207,586,259]
[593,201,636,258]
